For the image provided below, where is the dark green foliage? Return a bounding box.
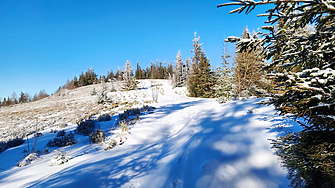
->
[0,142,7,154]
[135,62,142,79]
[76,119,95,136]
[188,52,215,98]
[272,129,335,188]
[56,130,66,137]
[118,105,154,124]
[47,131,76,147]
[0,138,25,154]
[97,114,111,122]
[89,129,106,144]
[6,138,25,148]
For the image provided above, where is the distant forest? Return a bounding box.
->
[0,60,176,107]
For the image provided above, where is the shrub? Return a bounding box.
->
[76,119,95,136]
[47,131,76,147]
[91,88,97,95]
[0,142,8,154]
[58,123,67,129]
[89,129,106,144]
[152,85,159,103]
[104,138,118,150]
[119,121,129,132]
[17,152,39,167]
[34,132,43,137]
[6,138,25,148]
[50,149,70,166]
[96,114,111,122]
[56,130,66,137]
[50,129,58,133]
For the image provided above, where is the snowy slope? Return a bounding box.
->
[0,80,297,188]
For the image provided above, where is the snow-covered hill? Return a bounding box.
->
[0,80,298,188]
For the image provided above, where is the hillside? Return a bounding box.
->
[0,80,297,188]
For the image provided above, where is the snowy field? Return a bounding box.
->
[0,80,298,188]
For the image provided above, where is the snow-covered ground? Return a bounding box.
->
[0,80,298,188]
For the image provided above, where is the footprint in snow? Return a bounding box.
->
[177,150,189,164]
[172,179,183,188]
[129,183,140,188]
[196,136,202,143]
[196,132,203,143]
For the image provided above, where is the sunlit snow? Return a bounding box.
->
[0,80,298,188]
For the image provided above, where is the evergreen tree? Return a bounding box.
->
[214,39,234,101]
[184,58,191,84]
[73,75,78,87]
[78,71,86,86]
[3,98,6,106]
[233,27,265,98]
[167,62,174,78]
[19,92,26,103]
[187,32,215,97]
[7,97,11,106]
[220,1,335,186]
[145,66,151,79]
[107,69,115,81]
[116,67,123,81]
[175,50,184,87]
[188,52,215,97]
[135,62,142,79]
[123,60,137,90]
[150,62,156,79]
[158,61,165,79]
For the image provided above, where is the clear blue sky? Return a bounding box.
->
[0,0,270,99]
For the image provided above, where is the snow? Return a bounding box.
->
[0,80,299,188]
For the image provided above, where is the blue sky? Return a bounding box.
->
[0,0,270,99]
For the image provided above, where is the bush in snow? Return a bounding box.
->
[50,149,70,166]
[50,129,58,133]
[122,60,137,90]
[89,129,106,144]
[96,114,111,122]
[118,121,129,132]
[17,152,39,167]
[151,85,159,103]
[91,88,98,96]
[33,132,43,137]
[6,138,25,148]
[0,142,8,154]
[104,137,118,150]
[76,119,95,136]
[96,89,112,104]
[47,131,76,147]
[56,130,66,137]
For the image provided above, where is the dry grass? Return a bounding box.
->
[0,81,152,142]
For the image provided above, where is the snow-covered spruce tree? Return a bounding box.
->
[219,1,335,187]
[175,50,184,87]
[214,39,234,102]
[123,60,137,90]
[50,149,70,166]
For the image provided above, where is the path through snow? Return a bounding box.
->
[0,80,295,188]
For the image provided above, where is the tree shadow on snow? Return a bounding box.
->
[15,98,289,188]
